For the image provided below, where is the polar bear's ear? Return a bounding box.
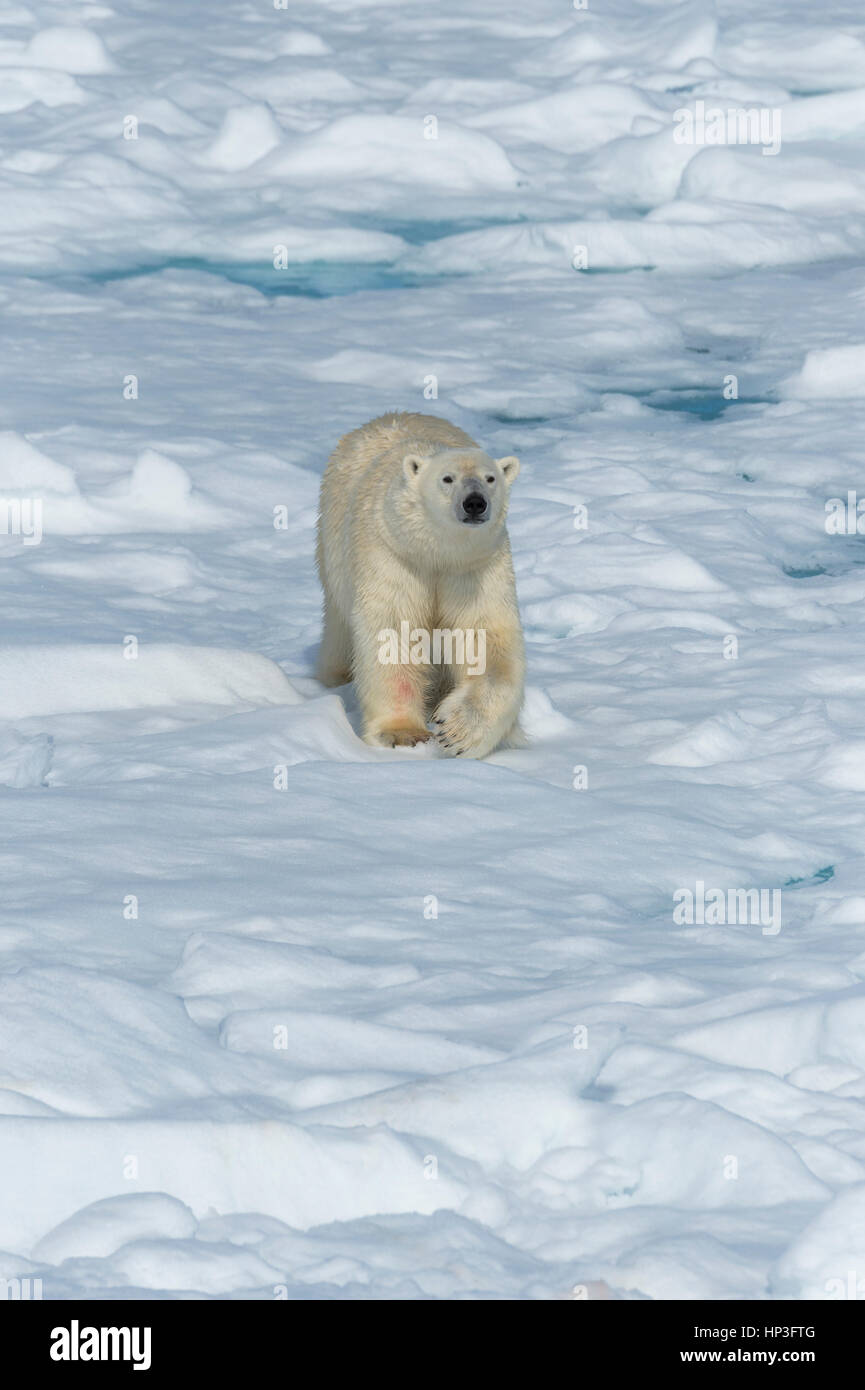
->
[403,453,428,483]
[497,456,520,484]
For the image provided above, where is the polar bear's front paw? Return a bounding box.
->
[365,721,432,749]
[431,688,502,759]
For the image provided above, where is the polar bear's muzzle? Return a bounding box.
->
[456,480,490,524]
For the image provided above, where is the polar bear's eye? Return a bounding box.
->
[442,474,454,485]
[485,475,495,484]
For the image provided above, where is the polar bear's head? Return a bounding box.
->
[402,446,520,539]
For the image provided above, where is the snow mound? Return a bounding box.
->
[22,27,113,74]
[33,1193,196,1265]
[0,431,77,492]
[0,727,52,787]
[0,645,299,719]
[773,1186,865,1299]
[781,345,865,398]
[0,437,227,534]
[268,115,521,191]
[203,104,283,172]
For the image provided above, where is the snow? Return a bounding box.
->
[774,1187,865,1299]
[782,345,865,399]
[203,105,284,173]
[266,115,522,191]
[0,0,864,1302]
[0,26,114,74]
[0,645,299,719]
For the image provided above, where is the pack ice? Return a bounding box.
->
[1,0,865,1301]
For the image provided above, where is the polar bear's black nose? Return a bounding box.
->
[463,492,488,520]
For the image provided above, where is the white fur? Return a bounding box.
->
[316,412,525,756]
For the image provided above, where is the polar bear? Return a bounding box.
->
[316,412,524,757]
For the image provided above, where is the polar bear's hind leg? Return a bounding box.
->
[317,592,352,687]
